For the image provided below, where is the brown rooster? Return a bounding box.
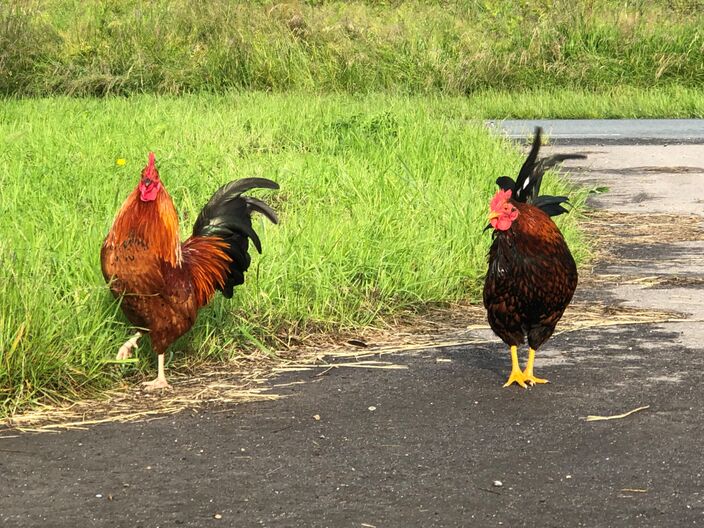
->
[483,128,584,388]
[101,153,278,390]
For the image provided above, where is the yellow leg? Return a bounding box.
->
[523,348,549,386]
[503,345,528,388]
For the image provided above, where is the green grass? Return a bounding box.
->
[472,86,704,119]
[0,92,588,415]
[2,0,703,97]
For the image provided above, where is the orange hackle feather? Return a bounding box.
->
[105,186,182,267]
[182,237,232,307]
[513,202,564,245]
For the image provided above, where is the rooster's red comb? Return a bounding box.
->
[143,151,159,180]
[490,188,512,211]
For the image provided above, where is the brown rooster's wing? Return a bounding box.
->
[143,262,200,355]
[103,244,200,353]
[483,240,528,347]
[100,236,170,328]
[522,253,577,349]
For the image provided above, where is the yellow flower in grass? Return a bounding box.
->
[116,158,126,166]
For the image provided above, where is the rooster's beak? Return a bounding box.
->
[484,211,500,232]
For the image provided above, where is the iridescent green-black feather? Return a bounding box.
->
[496,127,586,217]
[192,177,279,298]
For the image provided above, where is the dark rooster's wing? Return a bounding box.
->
[191,177,279,298]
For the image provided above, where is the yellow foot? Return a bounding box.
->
[142,377,172,391]
[503,345,528,388]
[523,348,548,386]
[522,372,549,386]
[503,370,528,389]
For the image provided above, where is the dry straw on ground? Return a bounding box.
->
[1,300,677,434]
[582,210,704,253]
[585,405,650,422]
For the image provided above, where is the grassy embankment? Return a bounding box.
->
[1,0,703,97]
[0,94,589,415]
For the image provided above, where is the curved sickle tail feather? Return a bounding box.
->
[513,126,544,201]
[496,127,587,217]
[191,177,279,298]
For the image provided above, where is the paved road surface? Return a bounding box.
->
[2,122,703,527]
[487,119,704,144]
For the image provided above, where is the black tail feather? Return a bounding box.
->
[509,127,586,203]
[532,194,572,217]
[192,177,279,298]
[528,153,587,203]
[495,127,586,217]
[495,176,516,193]
[512,127,543,202]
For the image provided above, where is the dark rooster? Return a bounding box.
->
[483,128,584,388]
[101,153,279,389]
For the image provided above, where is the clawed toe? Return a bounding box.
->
[142,378,172,391]
[523,373,549,386]
[115,348,133,360]
[503,370,528,389]
[115,332,141,361]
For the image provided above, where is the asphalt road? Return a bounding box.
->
[2,122,703,527]
[487,119,704,144]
